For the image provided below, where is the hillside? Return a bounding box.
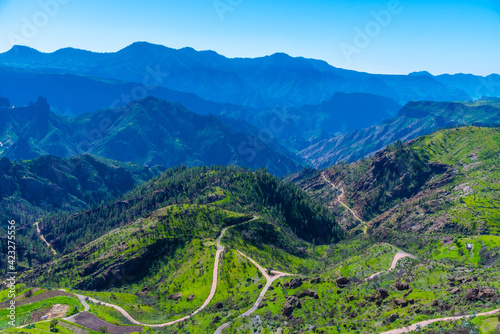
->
[0,97,304,176]
[1,129,500,333]
[0,153,165,270]
[38,166,342,254]
[0,43,471,108]
[299,100,500,168]
[294,126,500,237]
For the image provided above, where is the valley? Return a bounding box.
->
[0,126,499,333]
[0,36,499,334]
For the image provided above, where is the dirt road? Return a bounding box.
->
[34,222,57,255]
[321,172,366,232]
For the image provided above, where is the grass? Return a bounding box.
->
[0,296,82,329]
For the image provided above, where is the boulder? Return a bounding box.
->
[450,287,461,295]
[466,288,496,301]
[288,278,303,289]
[395,282,410,291]
[282,296,302,318]
[311,277,322,284]
[377,288,389,300]
[187,294,196,301]
[386,313,399,324]
[258,302,267,309]
[336,276,349,288]
[296,289,319,299]
[169,293,182,301]
[478,288,496,299]
[394,299,408,307]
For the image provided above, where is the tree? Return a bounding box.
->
[50,319,58,332]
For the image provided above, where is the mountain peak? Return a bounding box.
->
[408,71,433,77]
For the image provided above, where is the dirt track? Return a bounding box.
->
[74,312,143,334]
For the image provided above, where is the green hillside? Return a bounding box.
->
[1,127,499,334]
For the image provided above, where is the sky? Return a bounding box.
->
[0,0,499,76]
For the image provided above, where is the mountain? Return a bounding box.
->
[299,100,500,168]
[293,126,500,235]
[435,73,500,100]
[218,92,401,153]
[0,43,473,108]
[0,65,251,117]
[0,153,165,266]
[8,128,500,334]
[0,96,304,176]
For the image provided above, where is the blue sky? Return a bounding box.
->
[0,0,498,75]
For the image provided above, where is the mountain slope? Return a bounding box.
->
[299,100,500,168]
[295,126,500,236]
[0,43,471,108]
[0,97,304,176]
[0,153,165,268]
[40,166,342,254]
[219,92,402,152]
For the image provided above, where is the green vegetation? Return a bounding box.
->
[0,296,82,329]
[1,127,499,334]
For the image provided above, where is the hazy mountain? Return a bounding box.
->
[0,43,473,108]
[0,65,251,117]
[299,100,500,168]
[219,92,402,152]
[0,97,304,176]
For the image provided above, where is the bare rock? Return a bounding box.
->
[395,281,410,291]
[282,296,302,318]
[377,288,389,300]
[169,292,182,301]
[336,276,349,288]
[296,289,319,299]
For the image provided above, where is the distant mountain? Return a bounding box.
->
[299,100,500,168]
[219,92,401,152]
[0,97,304,176]
[0,43,473,108]
[435,73,500,100]
[0,65,251,117]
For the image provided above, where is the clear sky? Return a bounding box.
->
[0,0,498,75]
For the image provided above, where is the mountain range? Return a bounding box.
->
[0,96,304,176]
[2,42,497,109]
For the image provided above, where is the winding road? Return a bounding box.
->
[34,222,57,255]
[365,251,417,281]
[321,172,366,232]
[380,308,500,334]
[214,251,292,333]
[66,226,230,327]
[60,217,291,333]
